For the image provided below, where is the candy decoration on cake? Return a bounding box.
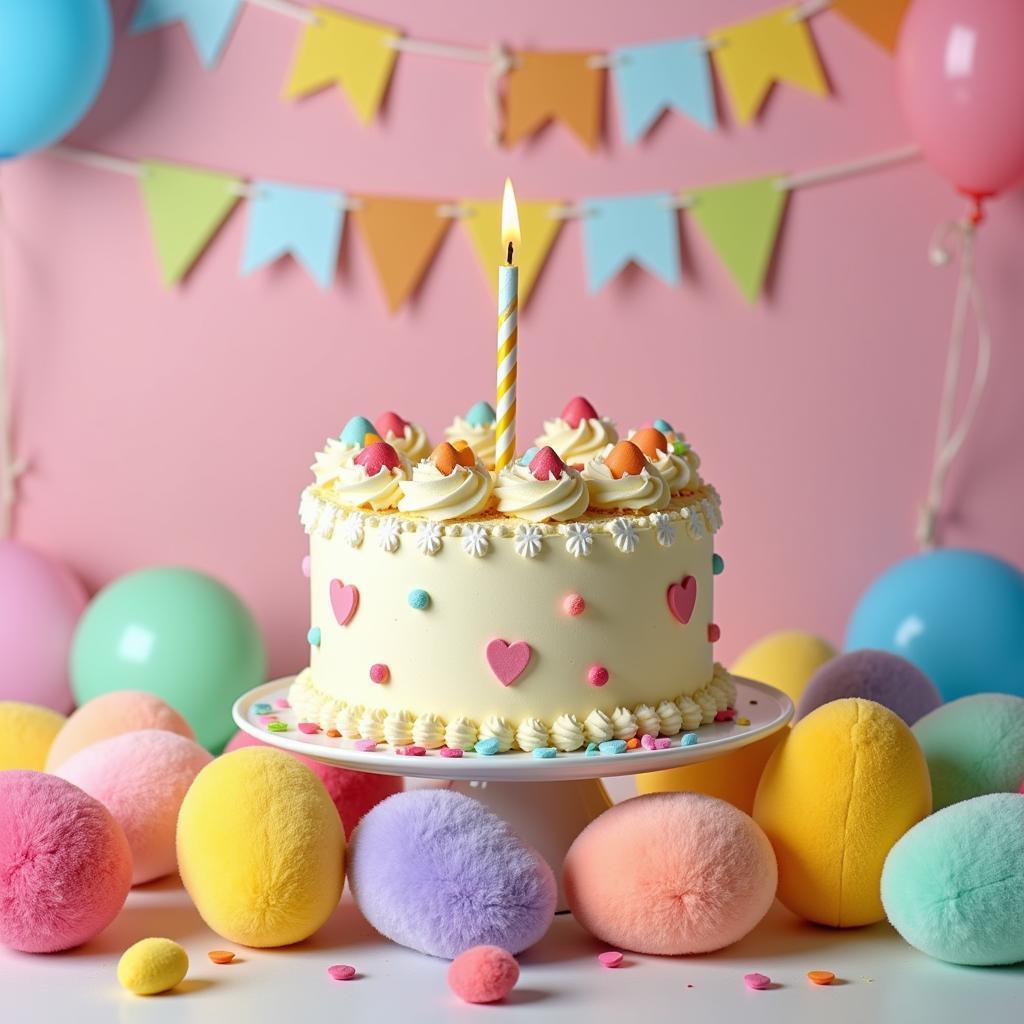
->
[329,579,360,626]
[340,415,379,446]
[667,576,698,625]
[374,411,431,463]
[536,396,619,465]
[445,401,497,469]
[486,639,533,687]
[583,440,670,511]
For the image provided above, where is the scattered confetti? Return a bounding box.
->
[354,739,377,751]
[807,970,835,986]
[654,737,672,749]
[326,729,341,738]
[598,739,627,755]
[439,746,464,758]
[532,747,557,759]
[298,722,320,734]
[682,733,698,746]
[626,737,640,750]
[274,698,290,709]
[253,703,272,715]
[328,964,357,981]
[585,742,599,757]
[475,737,501,756]
[744,972,771,990]
[641,733,657,750]
[598,951,623,968]
[267,722,288,733]
[208,950,235,965]
[396,745,426,756]
[737,717,751,726]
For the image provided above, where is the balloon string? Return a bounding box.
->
[916,220,993,550]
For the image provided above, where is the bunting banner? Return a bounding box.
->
[129,0,906,144]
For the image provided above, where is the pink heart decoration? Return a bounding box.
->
[486,639,532,686]
[330,579,359,626]
[666,576,697,625]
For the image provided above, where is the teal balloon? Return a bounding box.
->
[845,549,1024,702]
[70,568,266,751]
[0,0,113,159]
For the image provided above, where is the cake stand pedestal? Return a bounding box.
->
[233,677,792,911]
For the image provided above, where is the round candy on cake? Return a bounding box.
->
[535,396,618,466]
[375,411,431,463]
[339,415,379,447]
[444,401,497,469]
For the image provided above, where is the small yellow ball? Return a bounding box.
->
[0,701,66,771]
[117,937,189,996]
[731,631,836,706]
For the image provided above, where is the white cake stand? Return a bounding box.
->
[234,677,792,910]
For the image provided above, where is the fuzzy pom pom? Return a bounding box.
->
[797,650,942,725]
[912,693,1024,810]
[882,794,1024,965]
[0,772,132,952]
[564,793,777,955]
[0,701,66,770]
[225,730,401,837]
[561,396,599,428]
[46,690,194,771]
[118,937,189,995]
[56,729,213,884]
[448,946,520,1003]
[349,790,555,959]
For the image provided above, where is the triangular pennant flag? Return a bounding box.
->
[581,194,681,293]
[709,7,829,125]
[284,7,399,125]
[131,0,243,68]
[241,181,345,290]
[833,0,911,53]
[139,160,242,286]
[612,37,715,143]
[461,200,563,309]
[686,177,789,303]
[504,52,604,150]
[353,198,450,312]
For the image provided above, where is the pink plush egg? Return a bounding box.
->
[55,729,213,885]
[448,945,520,1003]
[0,772,132,952]
[225,730,402,837]
[46,690,195,771]
[354,441,401,476]
[561,395,599,428]
[528,446,566,481]
[564,793,777,955]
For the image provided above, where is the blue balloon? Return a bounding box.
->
[845,548,1024,702]
[0,0,112,159]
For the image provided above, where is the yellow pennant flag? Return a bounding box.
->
[461,200,563,309]
[709,7,828,125]
[504,52,604,150]
[284,8,399,124]
[353,197,451,313]
[833,0,911,53]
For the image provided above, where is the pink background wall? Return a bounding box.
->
[4,0,1023,680]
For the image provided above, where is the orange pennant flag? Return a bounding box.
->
[353,197,451,313]
[504,52,604,150]
[833,0,911,53]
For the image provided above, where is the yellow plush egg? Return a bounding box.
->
[753,698,931,927]
[0,701,66,770]
[731,631,836,706]
[117,938,189,995]
[176,747,345,947]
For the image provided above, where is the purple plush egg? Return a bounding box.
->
[796,649,942,726]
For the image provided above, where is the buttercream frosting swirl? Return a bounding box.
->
[318,698,345,732]
[479,715,515,753]
[324,460,408,511]
[412,713,445,750]
[695,690,717,725]
[657,700,683,736]
[610,707,639,741]
[583,454,670,512]
[445,417,496,469]
[551,713,585,752]
[676,696,703,732]
[384,709,415,747]
[336,704,363,739]
[634,704,661,738]
[515,718,550,752]
[648,449,692,494]
[535,416,618,465]
[444,716,478,751]
[310,438,360,488]
[358,707,386,742]
[397,462,494,521]
[494,463,589,522]
[382,422,431,463]
[583,709,615,744]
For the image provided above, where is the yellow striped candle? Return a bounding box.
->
[496,178,520,473]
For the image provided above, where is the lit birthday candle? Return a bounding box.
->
[495,178,520,473]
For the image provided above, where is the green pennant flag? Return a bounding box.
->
[139,160,243,286]
[686,176,788,303]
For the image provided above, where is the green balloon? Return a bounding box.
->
[71,567,266,751]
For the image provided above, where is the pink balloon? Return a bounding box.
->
[0,540,88,711]
[898,0,1024,198]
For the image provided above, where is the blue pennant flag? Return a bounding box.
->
[131,0,244,69]
[612,37,716,143]
[582,194,681,293]
[241,181,346,290]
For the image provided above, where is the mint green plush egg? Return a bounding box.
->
[881,793,1024,966]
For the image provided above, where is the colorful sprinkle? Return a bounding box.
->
[439,746,464,758]
[326,729,341,738]
[708,623,722,643]
[641,733,657,750]
[598,739,627,755]
[258,715,278,725]
[307,626,321,647]
[354,739,377,752]
[585,742,599,757]
[715,708,737,722]
[268,721,288,733]
[408,588,431,610]
[744,972,771,990]
[587,664,609,688]
[328,964,357,981]
[369,663,390,684]
[682,733,698,746]
[208,950,236,965]
[396,745,426,756]
[298,722,321,734]
[253,702,272,715]
[474,737,501,756]
[712,553,725,575]
[626,737,640,750]
[737,717,751,726]
[302,555,311,578]
[598,951,624,968]
[807,971,835,986]
[563,593,586,617]
[532,747,558,759]
[654,737,672,750]
[274,698,290,710]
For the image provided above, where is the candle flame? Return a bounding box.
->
[500,178,520,263]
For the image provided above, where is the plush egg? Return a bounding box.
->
[564,793,777,954]
[225,729,402,837]
[630,427,669,459]
[911,693,1024,810]
[753,698,931,927]
[636,729,786,815]
[796,650,942,726]
[177,747,345,947]
[603,440,647,479]
[46,690,194,771]
[56,729,213,885]
[882,793,1024,965]
[118,937,189,995]
[0,772,132,953]
[0,701,66,770]
[731,631,837,705]
[349,790,556,959]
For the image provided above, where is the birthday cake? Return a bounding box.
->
[289,397,734,755]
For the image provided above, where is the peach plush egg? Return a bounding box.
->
[631,427,669,459]
[603,440,648,480]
